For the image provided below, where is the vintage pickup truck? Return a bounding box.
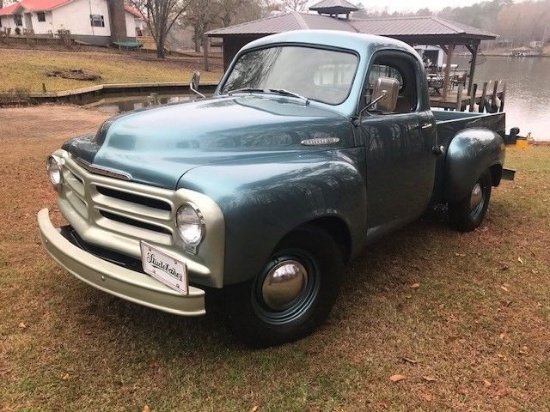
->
[38,30,514,346]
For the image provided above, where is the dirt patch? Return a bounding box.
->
[46,68,101,81]
[0,105,110,140]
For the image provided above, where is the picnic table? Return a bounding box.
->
[427,74,444,96]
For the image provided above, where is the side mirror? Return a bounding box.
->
[370,77,399,112]
[190,71,205,98]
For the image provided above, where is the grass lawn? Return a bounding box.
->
[0,106,549,411]
[0,47,223,93]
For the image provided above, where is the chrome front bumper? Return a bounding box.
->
[37,208,206,316]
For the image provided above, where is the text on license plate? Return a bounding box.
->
[140,241,188,295]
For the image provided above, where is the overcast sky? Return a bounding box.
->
[339,0,498,13]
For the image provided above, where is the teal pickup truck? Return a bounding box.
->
[38,30,514,346]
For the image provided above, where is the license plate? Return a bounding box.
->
[140,241,188,295]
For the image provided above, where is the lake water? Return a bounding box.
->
[455,55,550,141]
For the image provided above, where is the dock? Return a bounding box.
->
[429,80,506,113]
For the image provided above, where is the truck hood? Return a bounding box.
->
[63,95,352,189]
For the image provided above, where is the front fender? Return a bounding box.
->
[179,148,367,285]
[444,128,505,203]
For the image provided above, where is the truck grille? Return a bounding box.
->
[60,158,176,249]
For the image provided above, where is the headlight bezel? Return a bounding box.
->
[176,202,206,251]
[46,155,64,191]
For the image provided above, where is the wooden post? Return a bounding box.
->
[456,84,463,111]
[469,83,477,112]
[202,34,210,72]
[441,43,455,100]
[466,42,479,97]
[491,80,499,113]
[499,81,507,112]
[479,81,488,113]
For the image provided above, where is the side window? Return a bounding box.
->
[366,55,418,114]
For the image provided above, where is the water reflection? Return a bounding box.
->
[456,55,550,141]
[85,94,193,114]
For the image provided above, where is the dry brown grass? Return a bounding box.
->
[0,106,549,411]
[0,47,222,93]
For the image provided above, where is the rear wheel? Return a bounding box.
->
[449,169,492,232]
[226,226,344,347]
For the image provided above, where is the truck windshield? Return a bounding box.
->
[221,46,358,105]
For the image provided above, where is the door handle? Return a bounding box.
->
[421,123,433,129]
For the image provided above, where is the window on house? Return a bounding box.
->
[90,14,105,27]
[14,14,23,26]
[37,12,46,22]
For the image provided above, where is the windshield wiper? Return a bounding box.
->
[268,88,309,104]
[226,88,265,96]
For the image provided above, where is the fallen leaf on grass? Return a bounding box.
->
[390,374,406,383]
[483,380,492,387]
[454,253,466,257]
[249,407,259,412]
[410,283,420,289]
[142,406,150,412]
[61,373,70,381]
[496,387,509,398]
[420,392,433,402]
[500,285,509,292]
[401,357,418,364]
[422,376,437,382]
[517,256,524,264]
[18,322,27,329]
[519,345,529,355]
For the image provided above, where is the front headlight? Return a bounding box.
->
[176,203,205,249]
[46,155,64,191]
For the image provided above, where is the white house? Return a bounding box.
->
[0,0,143,46]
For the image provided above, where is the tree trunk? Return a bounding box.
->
[156,29,166,58]
[107,0,127,43]
[194,26,201,52]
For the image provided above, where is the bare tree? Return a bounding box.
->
[131,0,189,58]
[282,0,308,12]
[184,0,270,52]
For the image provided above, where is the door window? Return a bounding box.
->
[365,54,419,113]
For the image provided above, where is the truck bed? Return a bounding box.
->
[432,110,506,204]
[434,111,506,147]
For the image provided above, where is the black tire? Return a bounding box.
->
[226,226,344,347]
[449,169,492,232]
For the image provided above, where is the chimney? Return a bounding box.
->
[107,0,127,43]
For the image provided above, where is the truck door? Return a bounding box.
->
[360,52,437,235]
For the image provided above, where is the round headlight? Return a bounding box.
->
[46,155,64,191]
[176,204,205,247]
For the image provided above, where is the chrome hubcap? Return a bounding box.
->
[470,183,483,210]
[261,260,308,311]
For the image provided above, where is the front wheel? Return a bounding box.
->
[226,226,344,347]
[448,169,492,232]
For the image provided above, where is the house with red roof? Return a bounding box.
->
[0,0,143,45]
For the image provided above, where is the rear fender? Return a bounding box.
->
[444,128,505,203]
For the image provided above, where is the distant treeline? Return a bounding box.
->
[353,0,550,47]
